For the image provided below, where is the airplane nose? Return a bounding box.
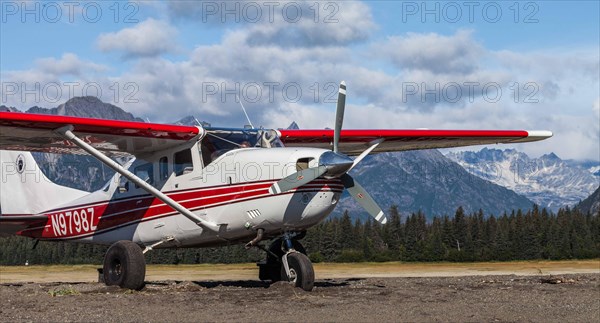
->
[319,151,354,177]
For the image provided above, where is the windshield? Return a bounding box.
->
[200,128,282,165]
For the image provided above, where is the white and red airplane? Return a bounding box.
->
[0,82,551,291]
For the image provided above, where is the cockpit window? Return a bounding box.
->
[200,128,282,165]
[159,156,169,180]
[174,149,193,176]
[134,163,153,187]
[207,130,259,149]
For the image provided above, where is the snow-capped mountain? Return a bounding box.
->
[446,148,599,211]
[335,150,534,220]
[286,121,300,130]
[565,159,600,177]
[173,115,211,127]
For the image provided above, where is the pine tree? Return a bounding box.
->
[321,220,340,261]
[424,217,446,261]
[338,210,355,250]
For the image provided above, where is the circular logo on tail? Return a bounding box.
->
[16,154,25,174]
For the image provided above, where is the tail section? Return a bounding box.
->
[0,151,88,215]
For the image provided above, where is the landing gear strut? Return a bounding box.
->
[103,240,146,290]
[257,231,314,291]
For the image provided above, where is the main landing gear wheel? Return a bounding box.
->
[103,240,146,290]
[281,252,314,291]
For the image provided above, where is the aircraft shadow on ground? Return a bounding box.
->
[145,278,362,289]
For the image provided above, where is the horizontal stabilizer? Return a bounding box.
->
[0,215,48,237]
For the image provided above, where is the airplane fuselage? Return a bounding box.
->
[18,147,343,248]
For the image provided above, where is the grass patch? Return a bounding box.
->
[49,287,80,297]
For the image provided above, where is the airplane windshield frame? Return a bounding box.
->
[200,128,282,165]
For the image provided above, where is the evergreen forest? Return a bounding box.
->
[0,206,598,265]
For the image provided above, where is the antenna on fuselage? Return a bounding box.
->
[236,95,254,129]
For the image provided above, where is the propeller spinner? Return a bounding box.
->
[269,82,387,224]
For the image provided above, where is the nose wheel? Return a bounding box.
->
[281,251,314,291]
[257,232,314,291]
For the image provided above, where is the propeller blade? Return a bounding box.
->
[333,81,346,154]
[269,166,328,195]
[347,139,384,172]
[341,174,387,224]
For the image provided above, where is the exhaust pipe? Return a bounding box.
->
[245,228,265,249]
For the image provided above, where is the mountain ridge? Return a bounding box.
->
[26,96,144,122]
[336,150,535,220]
[575,186,600,215]
[446,148,599,211]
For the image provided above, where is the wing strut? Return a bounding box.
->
[54,125,219,232]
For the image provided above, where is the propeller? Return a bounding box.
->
[341,174,387,224]
[333,81,346,154]
[269,81,387,224]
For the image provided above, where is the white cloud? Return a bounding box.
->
[35,53,106,77]
[168,1,375,48]
[243,1,375,47]
[1,54,109,110]
[494,49,600,80]
[590,97,600,147]
[96,18,177,58]
[376,30,484,75]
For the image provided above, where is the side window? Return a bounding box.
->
[159,157,169,180]
[174,149,193,176]
[134,163,154,188]
[200,137,216,167]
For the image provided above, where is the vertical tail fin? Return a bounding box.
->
[0,151,88,215]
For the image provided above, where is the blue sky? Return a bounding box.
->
[1,1,599,160]
[3,2,598,68]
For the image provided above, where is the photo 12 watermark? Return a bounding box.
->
[1,81,140,105]
[401,81,540,104]
[200,81,341,104]
[1,1,139,24]
[197,1,339,24]
[399,1,540,23]
[1,158,544,187]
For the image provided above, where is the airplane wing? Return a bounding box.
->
[0,215,48,236]
[278,129,552,155]
[0,112,200,157]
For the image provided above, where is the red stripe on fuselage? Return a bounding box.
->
[21,180,343,240]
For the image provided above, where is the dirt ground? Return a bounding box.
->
[0,262,598,322]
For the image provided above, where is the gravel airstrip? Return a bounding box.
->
[0,261,598,322]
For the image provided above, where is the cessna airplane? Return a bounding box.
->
[0,82,551,291]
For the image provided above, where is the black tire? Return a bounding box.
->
[281,252,314,291]
[264,239,306,282]
[103,240,146,290]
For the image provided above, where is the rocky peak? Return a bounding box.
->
[25,96,144,122]
[0,105,20,112]
[446,148,598,210]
